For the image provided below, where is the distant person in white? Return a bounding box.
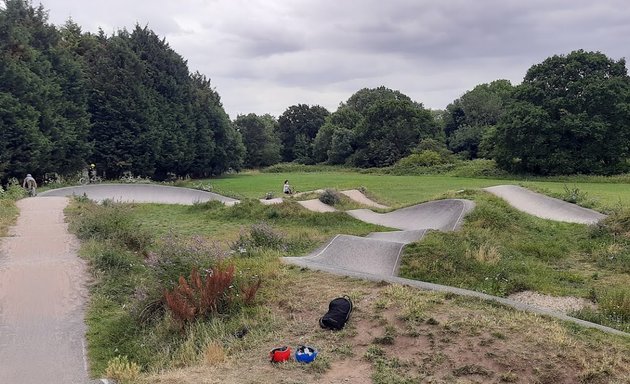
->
[283,180,292,194]
[22,174,37,196]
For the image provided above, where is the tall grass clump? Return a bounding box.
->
[147,231,229,288]
[231,221,287,256]
[572,288,630,332]
[105,355,141,384]
[0,179,22,235]
[589,207,630,272]
[69,199,152,252]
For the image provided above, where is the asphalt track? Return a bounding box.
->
[39,183,239,205]
[484,185,606,224]
[284,199,474,277]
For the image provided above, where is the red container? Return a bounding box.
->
[269,346,291,362]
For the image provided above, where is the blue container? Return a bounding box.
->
[295,345,318,363]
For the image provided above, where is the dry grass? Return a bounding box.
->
[203,343,226,366]
[467,243,502,265]
[139,267,630,384]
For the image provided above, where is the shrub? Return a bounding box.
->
[70,200,152,253]
[396,150,445,167]
[0,178,25,200]
[105,355,141,384]
[163,264,261,327]
[148,232,228,287]
[230,222,287,256]
[319,189,341,206]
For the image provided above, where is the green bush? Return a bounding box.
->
[396,150,445,167]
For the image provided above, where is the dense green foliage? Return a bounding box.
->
[0,1,91,180]
[234,113,281,168]
[444,80,513,159]
[313,87,441,167]
[278,103,329,163]
[0,0,243,183]
[494,50,630,175]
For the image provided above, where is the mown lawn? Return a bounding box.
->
[203,171,630,210]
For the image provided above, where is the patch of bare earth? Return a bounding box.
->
[508,290,597,313]
[141,269,630,384]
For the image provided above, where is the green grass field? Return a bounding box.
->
[58,168,630,379]
[203,171,630,210]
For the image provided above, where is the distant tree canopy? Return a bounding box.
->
[494,50,630,175]
[234,113,281,168]
[0,0,243,183]
[313,87,440,167]
[277,104,329,164]
[444,80,513,159]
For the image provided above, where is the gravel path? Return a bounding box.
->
[0,197,89,383]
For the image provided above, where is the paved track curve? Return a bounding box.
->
[39,184,239,205]
[484,185,606,224]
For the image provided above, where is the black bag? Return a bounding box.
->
[319,296,353,330]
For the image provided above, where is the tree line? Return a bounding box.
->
[2,0,629,184]
[1,0,243,183]
[241,50,630,176]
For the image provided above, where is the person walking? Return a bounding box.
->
[22,174,37,196]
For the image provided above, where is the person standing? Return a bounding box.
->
[22,174,37,196]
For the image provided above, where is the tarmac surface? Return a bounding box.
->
[39,183,239,205]
[0,197,89,383]
[484,185,606,224]
[285,199,474,277]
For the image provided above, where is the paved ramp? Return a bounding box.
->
[39,184,239,206]
[347,199,475,230]
[484,185,606,224]
[289,235,407,276]
[284,199,474,277]
[298,199,338,212]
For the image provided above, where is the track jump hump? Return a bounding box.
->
[39,184,239,206]
[484,185,606,224]
[284,199,475,277]
[347,199,475,231]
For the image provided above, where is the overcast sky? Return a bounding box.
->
[40,0,630,119]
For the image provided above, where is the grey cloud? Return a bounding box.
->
[40,0,630,117]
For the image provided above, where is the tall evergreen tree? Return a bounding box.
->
[0,0,90,180]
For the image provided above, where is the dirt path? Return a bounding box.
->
[0,197,89,383]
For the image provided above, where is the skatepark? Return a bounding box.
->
[0,183,623,383]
